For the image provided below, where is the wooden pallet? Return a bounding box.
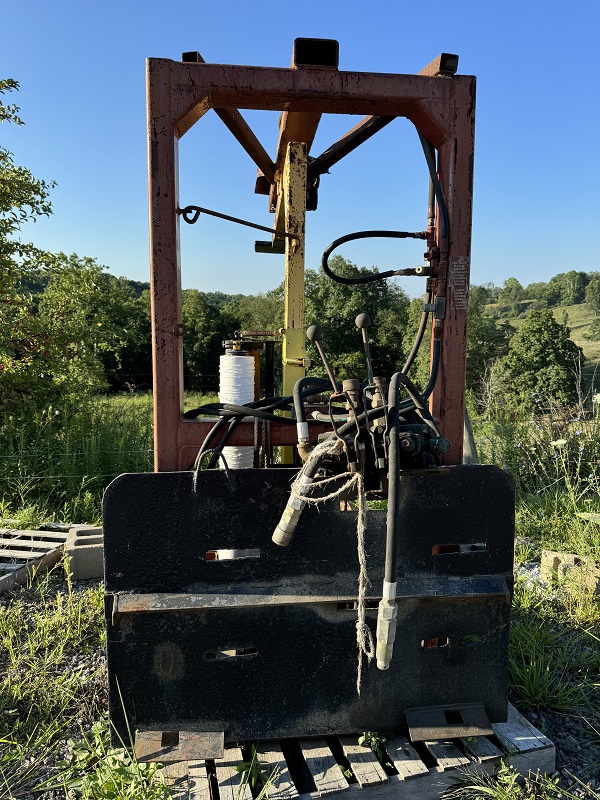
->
[148,705,555,800]
[0,528,69,593]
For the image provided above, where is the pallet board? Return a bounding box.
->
[0,528,69,593]
[141,705,554,800]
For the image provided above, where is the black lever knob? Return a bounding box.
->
[306,324,322,342]
[356,312,375,385]
[355,313,371,330]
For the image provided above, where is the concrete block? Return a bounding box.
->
[66,526,104,581]
[540,549,600,594]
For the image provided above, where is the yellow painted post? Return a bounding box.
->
[281,142,307,463]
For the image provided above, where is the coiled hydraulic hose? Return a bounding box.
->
[321,230,427,286]
[320,131,449,288]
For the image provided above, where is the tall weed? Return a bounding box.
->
[0,394,154,523]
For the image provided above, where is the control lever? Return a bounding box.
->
[306,325,338,392]
[355,313,375,385]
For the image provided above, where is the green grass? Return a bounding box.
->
[0,566,106,796]
[0,391,217,526]
[444,761,598,800]
[475,409,600,761]
[0,565,176,799]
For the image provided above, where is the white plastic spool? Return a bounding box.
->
[218,351,255,469]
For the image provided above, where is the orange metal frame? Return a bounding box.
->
[147,48,476,472]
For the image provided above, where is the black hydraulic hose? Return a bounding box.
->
[375,372,403,670]
[419,337,441,402]
[293,377,334,444]
[396,336,441,417]
[385,373,403,585]
[205,403,297,424]
[189,394,288,471]
[396,376,440,438]
[192,383,334,471]
[185,393,290,419]
[321,230,427,286]
[402,288,433,375]
[192,415,229,470]
[293,378,333,424]
[418,133,449,240]
[206,417,239,469]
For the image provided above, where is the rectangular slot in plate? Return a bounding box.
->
[205,549,260,561]
[205,646,258,660]
[432,543,487,555]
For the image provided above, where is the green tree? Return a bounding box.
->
[37,253,148,397]
[222,289,283,334]
[99,283,151,391]
[498,277,526,315]
[0,79,57,410]
[466,287,512,397]
[182,289,237,390]
[498,309,582,409]
[585,275,600,317]
[304,257,409,380]
[547,270,589,306]
[524,281,555,307]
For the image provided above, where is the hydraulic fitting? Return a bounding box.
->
[376,580,398,670]
[272,458,321,546]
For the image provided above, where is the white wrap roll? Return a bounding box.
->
[218,352,255,469]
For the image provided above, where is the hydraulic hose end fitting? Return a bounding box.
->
[272,496,304,546]
[271,471,315,547]
[296,421,310,446]
[376,580,398,670]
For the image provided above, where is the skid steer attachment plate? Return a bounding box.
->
[104,465,513,742]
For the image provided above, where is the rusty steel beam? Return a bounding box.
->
[148,63,182,473]
[303,53,458,181]
[182,52,275,184]
[214,107,276,184]
[428,75,475,465]
[307,115,395,181]
[169,62,458,146]
[275,110,321,174]
[177,418,328,470]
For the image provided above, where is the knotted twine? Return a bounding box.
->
[290,438,375,695]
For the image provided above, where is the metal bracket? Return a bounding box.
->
[135,729,224,762]
[405,702,493,742]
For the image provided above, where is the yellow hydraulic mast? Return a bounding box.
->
[281,142,308,463]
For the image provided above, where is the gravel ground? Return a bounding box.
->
[526,708,600,794]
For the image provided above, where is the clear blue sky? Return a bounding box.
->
[2,0,598,299]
